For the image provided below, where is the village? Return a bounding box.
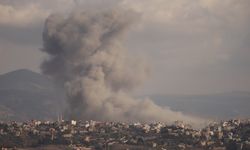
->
[0,119,250,150]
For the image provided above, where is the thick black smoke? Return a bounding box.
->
[41,9,203,125]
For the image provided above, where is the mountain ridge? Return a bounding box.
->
[0,69,249,121]
[0,69,65,121]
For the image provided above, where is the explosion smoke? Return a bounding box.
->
[41,9,203,125]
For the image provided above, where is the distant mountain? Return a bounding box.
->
[1,69,249,122]
[149,92,250,120]
[0,69,55,92]
[0,69,65,121]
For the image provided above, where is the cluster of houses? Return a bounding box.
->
[0,119,250,149]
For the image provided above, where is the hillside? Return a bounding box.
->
[0,69,65,121]
[0,69,249,122]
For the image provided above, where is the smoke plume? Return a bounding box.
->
[41,9,203,125]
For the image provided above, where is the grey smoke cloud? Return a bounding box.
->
[41,9,203,125]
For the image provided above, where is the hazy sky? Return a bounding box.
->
[0,0,249,95]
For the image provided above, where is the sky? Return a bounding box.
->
[0,0,250,95]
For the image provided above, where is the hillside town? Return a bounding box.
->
[0,119,250,150]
